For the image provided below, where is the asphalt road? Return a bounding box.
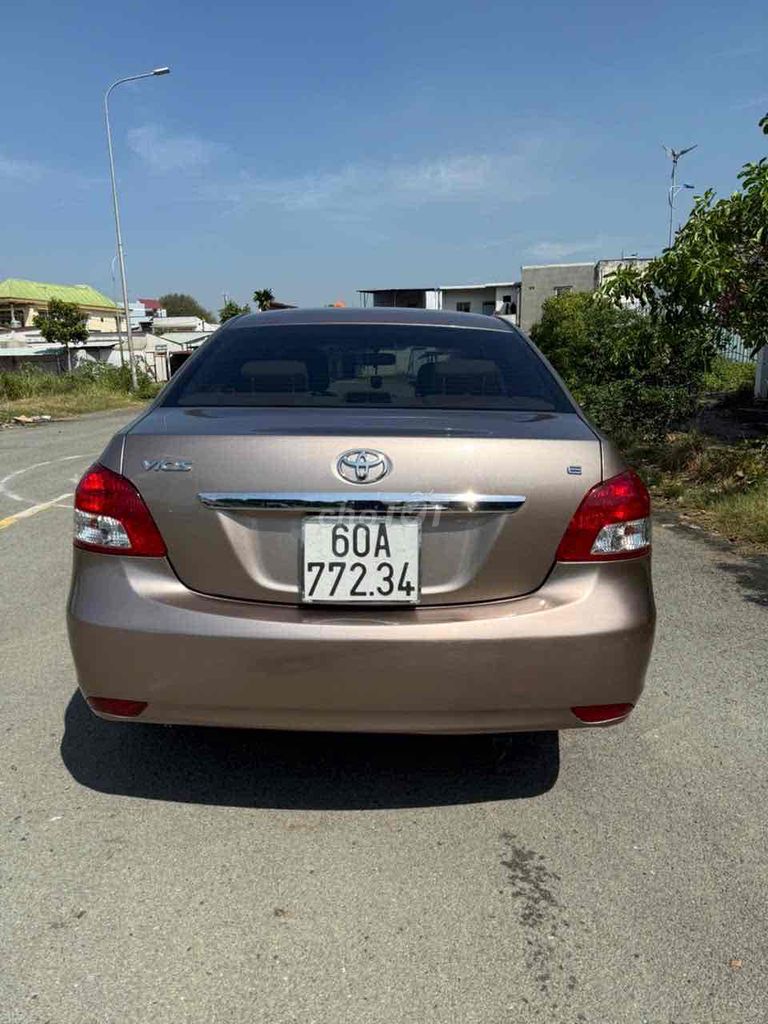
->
[1,410,767,1024]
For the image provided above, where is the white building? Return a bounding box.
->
[439,282,519,320]
[357,288,441,310]
[358,282,520,322]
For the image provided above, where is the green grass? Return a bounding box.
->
[628,432,768,551]
[0,391,147,423]
[702,356,756,394]
[0,364,160,424]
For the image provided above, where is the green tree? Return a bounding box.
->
[219,299,251,323]
[34,298,89,373]
[252,288,275,311]
[531,292,711,441]
[158,293,215,322]
[603,121,768,356]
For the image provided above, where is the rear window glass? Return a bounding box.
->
[162,323,570,412]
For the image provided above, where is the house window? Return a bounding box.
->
[482,301,496,315]
[456,301,471,313]
[554,285,573,297]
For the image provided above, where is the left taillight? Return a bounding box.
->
[73,463,166,557]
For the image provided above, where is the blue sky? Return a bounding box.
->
[1,0,766,313]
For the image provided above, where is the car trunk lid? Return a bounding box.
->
[121,407,601,605]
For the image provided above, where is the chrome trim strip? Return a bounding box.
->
[198,491,526,514]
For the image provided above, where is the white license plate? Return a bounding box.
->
[301,517,420,604]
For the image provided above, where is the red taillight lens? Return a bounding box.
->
[556,470,651,562]
[87,696,148,717]
[74,463,166,556]
[571,703,634,724]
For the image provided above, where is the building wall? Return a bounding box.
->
[519,264,596,333]
[495,284,520,322]
[441,287,497,314]
[1,302,119,333]
[368,289,438,309]
[595,258,652,289]
[442,285,519,317]
[86,313,121,333]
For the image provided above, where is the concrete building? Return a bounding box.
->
[358,282,519,320]
[439,282,520,321]
[518,263,597,333]
[152,314,217,333]
[358,288,441,310]
[0,331,118,372]
[358,260,650,333]
[0,279,122,334]
[518,258,652,332]
[129,298,166,333]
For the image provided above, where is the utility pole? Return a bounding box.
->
[104,67,171,389]
[663,144,697,248]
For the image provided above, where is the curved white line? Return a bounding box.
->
[0,493,74,531]
[0,454,89,503]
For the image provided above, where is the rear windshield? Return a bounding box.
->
[162,323,571,412]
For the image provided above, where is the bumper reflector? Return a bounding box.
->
[87,697,148,718]
[571,702,634,724]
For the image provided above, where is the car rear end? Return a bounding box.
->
[67,309,655,733]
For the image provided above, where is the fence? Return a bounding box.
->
[720,334,754,364]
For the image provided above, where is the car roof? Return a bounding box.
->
[224,307,515,332]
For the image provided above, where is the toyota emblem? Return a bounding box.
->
[336,448,391,484]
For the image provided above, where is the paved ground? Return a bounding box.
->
[1,410,767,1024]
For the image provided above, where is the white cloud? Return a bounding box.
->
[730,95,768,111]
[127,124,221,173]
[199,145,547,213]
[0,153,44,181]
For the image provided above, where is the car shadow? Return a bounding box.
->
[714,554,768,607]
[60,692,559,810]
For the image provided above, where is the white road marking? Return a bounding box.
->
[0,454,89,503]
[0,493,73,531]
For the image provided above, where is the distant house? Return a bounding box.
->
[0,331,118,372]
[152,314,217,333]
[438,282,520,322]
[0,278,122,334]
[359,261,653,333]
[129,298,167,333]
[357,283,520,321]
[357,288,441,310]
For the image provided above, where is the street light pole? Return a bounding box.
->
[110,254,125,368]
[668,183,695,247]
[663,143,697,248]
[104,67,170,389]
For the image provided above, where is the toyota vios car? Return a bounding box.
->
[67,308,655,733]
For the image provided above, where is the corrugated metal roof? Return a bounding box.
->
[0,278,117,308]
[0,339,118,356]
[0,348,61,358]
[155,332,212,345]
[440,281,519,290]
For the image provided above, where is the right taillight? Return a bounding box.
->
[556,469,651,562]
[74,463,166,557]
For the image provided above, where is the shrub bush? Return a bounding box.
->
[530,292,716,441]
[701,356,756,394]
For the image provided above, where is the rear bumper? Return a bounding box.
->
[67,552,655,734]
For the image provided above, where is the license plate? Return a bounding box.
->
[301,517,420,604]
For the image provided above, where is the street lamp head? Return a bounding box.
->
[683,183,694,189]
[152,67,171,76]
